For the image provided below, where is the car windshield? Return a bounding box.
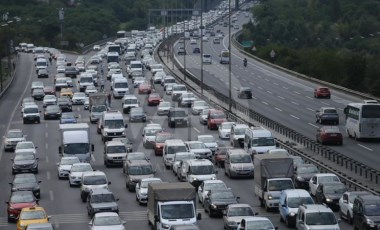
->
[7,131,23,138]
[204,183,227,191]
[298,166,319,174]
[287,197,314,208]
[165,78,176,84]
[202,110,211,115]
[46,106,60,112]
[11,193,35,203]
[61,158,80,165]
[124,99,138,104]
[61,113,75,119]
[211,191,235,199]
[267,180,294,191]
[189,142,206,149]
[159,102,171,108]
[198,136,215,143]
[228,207,254,217]
[234,128,246,135]
[92,105,107,113]
[14,175,37,184]
[80,77,93,83]
[145,128,162,136]
[127,153,146,160]
[140,180,161,188]
[221,123,233,130]
[210,113,225,119]
[173,86,187,91]
[115,83,128,88]
[94,216,121,226]
[190,165,214,175]
[324,184,347,194]
[324,109,337,114]
[305,212,337,225]
[246,220,274,229]
[161,204,194,219]
[365,204,380,216]
[83,175,107,185]
[167,146,187,155]
[128,165,153,175]
[17,142,34,149]
[194,101,206,107]
[175,154,194,161]
[104,119,124,128]
[24,107,39,113]
[156,134,172,143]
[15,154,35,161]
[171,110,186,117]
[20,210,46,220]
[251,137,275,147]
[319,176,340,183]
[71,164,92,172]
[64,143,89,155]
[92,194,115,203]
[107,145,126,153]
[230,154,252,163]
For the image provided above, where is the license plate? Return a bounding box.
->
[330,134,337,137]
[113,160,122,163]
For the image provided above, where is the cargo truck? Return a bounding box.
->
[58,123,94,163]
[148,183,201,230]
[89,93,107,123]
[254,154,294,211]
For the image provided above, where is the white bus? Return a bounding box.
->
[107,52,119,63]
[344,103,380,139]
[220,49,230,64]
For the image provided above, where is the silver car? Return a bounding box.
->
[135,178,162,205]
[157,101,172,115]
[3,129,26,151]
[68,163,93,187]
[89,212,126,230]
[57,156,80,179]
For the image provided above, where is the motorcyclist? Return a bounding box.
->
[243,58,247,67]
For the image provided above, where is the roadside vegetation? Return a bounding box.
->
[240,0,380,96]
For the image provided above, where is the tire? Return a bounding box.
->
[285,216,292,228]
[347,212,352,224]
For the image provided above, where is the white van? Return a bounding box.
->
[112,78,129,99]
[224,149,254,178]
[35,58,48,73]
[244,127,276,155]
[78,73,94,92]
[178,159,217,187]
[163,139,187,169]
[98,110,128,142]
[127,60,143,78]
[202,54,212,64]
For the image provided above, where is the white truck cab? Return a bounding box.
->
[244,127,276,155]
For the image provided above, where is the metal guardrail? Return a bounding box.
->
[157,33,380,196]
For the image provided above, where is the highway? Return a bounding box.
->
[0,44,353,230]
[173,10,380,171]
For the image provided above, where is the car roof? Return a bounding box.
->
[94,212,119,217]
[228,203,252,209]
[126,160,151,166]
[300,204,333,213]
[282,189,311,197]
[82,171,106,177]
[106,140,125,146]
[90,188,112,195]
[186,159,213,166]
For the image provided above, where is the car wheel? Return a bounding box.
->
[285,216,292,228]
[347,211,352,224]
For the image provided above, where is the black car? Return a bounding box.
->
[204,189,240,217]
[193,47,201,54]
[237,87,252,99]
[44,105,62,120]
[10,173,41,198]
[37,69,49,78]
[315,182,347,211]
[65,66,79,78]
[32,89,45,101]
[86,188,119,217]
[167,108,189,128]
[12,152,39,174]
[129,107,147,122]
[353,194,380,230]
[294,164,319,189]
[57,97,72,112]
[315,107,339,125]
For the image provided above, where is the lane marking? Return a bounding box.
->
[294,91,301,95]
[265,79,270,82]
[267,91,273,94]
[91,154,96,162]
[278,96,285,100]
[45,132,48,138]
[307,108,315,112]
[273,82,279,86]
[49,190,54,201]
[306,96,313,100]
[193,128,200,133]
[47,171,51,180]
[290,115,300,119]
[252,96,257,100]
[242,79,247,82]
[258,86,263,90]
[262,101,269,105]
[321,102,330,106]
[358,144,373,151]
[275,107,282,112]
[46,156,49,163]
[45,143,48,149]
[291,101,299,105]
[308,123,319,128]
[283,87,288,90]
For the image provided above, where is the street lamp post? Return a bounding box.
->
[183,20,187,81]
[58,8,64,46]
[228,0,232,111]
[200,0,204,95]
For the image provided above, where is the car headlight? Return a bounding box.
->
[289,212,296,216]
[211,204,217,209]
[366,218,374,225]
[4,140,9,144]
[211,176,216,180]
[227,221,237,226]
[122,131,125,135]
[268,195,273,200]
[171,118,174,121]
[326,198,332,202]
[162,223,170,229]
[297,176,304,181]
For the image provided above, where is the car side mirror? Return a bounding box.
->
[197,213,202,220]
[236,196,240,200]
[125,124,128,128]
[38,181,42,183]
[11,158,14,161]
[343,199,348,204]
[36,157,39,160]
[338,219,341,223]
[222,210,227,216]
[116,198,120,201]
[58,146,62,154]
[47,215,52,220]
[88,222,92,226]
[122,221,127,225]
[91,144,94,152]
[108,181,111,185]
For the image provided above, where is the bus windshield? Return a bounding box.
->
[362,105,380,118]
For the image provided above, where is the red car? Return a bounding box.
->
[6,191,38,222]
[213,147,232,168]
[207,109,227,130]
[316,126,343,145]
[138,83,152,94]
[43,85,56,95]
[153,132,173,156]
[147,93,162,106]
[314,87,331,98]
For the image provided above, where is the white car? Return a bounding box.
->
[89,212,126,230]
[197,180,227,204]
[165,83,176,95]
[42,95,57,108]
[202,36,209,42]
[133,77,145,88]
[308,173,341,196]
[3,129,26,151]
[85,85,98,96]
[191,100,209,115]
[185,141,212,159]
[135,178,162,205]
[93,45,101,51]
[339,191,371,224]
[72,92,86,105]
[172,152,195,175]
[218,122,235,139]
[68,163,93,187]
[157,101,172,116]
[237,217,276,230]
[15,141,37,154]
[57,65,66,73]
[197,135,218,153]
[190,39,197,45]
[142,124,163,148]
[152,71,166,84]
[202,54,212,64]
[84,97,90,110]
[56,156,80,179]
[199,108,212,125]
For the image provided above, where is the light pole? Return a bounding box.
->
[183,20,187,81]
[228,0,232,111]
[200,0,204,95]
[58,8,64,46]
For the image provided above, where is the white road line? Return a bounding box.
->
[283,87,288,90]
[294,91,301,95]
[308,123,319,128]
[265,79,270,82]
[258,86,263,90]
[249,82,255,85]
[273,82,279,86]
[252,96,257,100]
[307,108,315,112]
[49,190,54,201]
[306,96,314,99]
[290,115,300,119]
[275,107,282,112]
[233,87,238,90]
[150,120,153,124]
[46,156,49,163]
[45,143,48,149]
[45,132,48,138]
[262,101,269,105]
[291,101,299,105]
[193,128,200,133]
[358,144,373,151]
[242,79,247,82]
[45,123,48,128]
[47,171,51,180]
[321,102,330,106]
[278,96,285,100]
[257,75,262,78]
[267,91,273,94]
[91,154,96,162]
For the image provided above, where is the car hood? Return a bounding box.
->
[191,149,212,154]
[70,172,84,177]
[210,118,226,124]
[12,183,38,191]
[91,202,118,209]
[6,137,25,142]
[226,216,252,224]
[15,149,36,154]
[204,143,218,148]
[14,160,36,165]
[158,106,170,110]
[130,174,154,181]
[10,202,36,210]
[107,153,127,158]
[325,193,344,200]
[139,187,148,195]
[92,225,125,230]
[59,165,72,171]
[210,198,238,205]
[365,215,380,223]
[231,163,254,170]
[297,173,314,180]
